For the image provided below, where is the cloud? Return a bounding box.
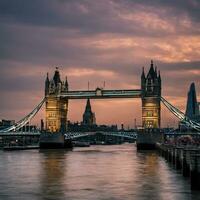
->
[0,0,199,36]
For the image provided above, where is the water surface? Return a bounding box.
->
[0,144,199,200]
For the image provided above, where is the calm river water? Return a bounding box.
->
[0,144,200,200]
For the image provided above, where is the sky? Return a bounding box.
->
[0,0,199,128]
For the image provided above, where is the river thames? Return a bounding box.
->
[0,144,200,200]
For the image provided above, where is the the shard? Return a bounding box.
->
[185,82,199,119]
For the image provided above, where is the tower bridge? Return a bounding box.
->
[1,60,200,149]
[45,60,161,134]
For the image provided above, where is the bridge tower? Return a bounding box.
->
[141,60,161,128]
[45,68,68,133]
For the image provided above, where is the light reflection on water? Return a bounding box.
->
[0,144,199,200]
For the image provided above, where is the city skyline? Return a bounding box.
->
[0,0,199,128]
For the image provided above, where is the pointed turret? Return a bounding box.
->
[53,67,61,87]
[158,70,161,82]
[65,76,68,91]
[155,66,157,78]
[141,67,146,93]
[45,73,49,85]
[147,60,156,79]
[141,67,145,79]
[85,99,92,112]
[45,73,50,95]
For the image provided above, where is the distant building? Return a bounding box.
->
[180,82,200,130]
[0,119,39,132]
[68,99,118,132]
[2,119,15,126]
[0,119,15,130]
[19,125,37,132]
[185,82,200,122]
[82,99,96,126]
[67,121,117,132]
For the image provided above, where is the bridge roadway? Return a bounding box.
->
[2,131,200,138]
[0,132,41,136]
[64,131,137,140]
[164,132,200,136]
[0,131,137,139]
[59,89,141,99]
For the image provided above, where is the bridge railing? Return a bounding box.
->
[60,89,141,99]
[64,131,137,140]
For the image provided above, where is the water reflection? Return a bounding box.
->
[39,150,67,200]
[135,152,164,200]
[0,144,199,200]
[136,151,192,200]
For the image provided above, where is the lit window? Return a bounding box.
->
[147,111,153,117]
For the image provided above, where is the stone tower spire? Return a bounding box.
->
[82,99,96,125]
[141,67,145,78]
[141,67,146,93]
[45,73,50,95]
[155,66,157,78]
[53,67,61,87]
[85,99,92,112]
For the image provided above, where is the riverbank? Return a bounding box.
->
[156,143,200,190]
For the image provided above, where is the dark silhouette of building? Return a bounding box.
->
[68,99,118,132]
[185,82,200,121]
[67,121,118,132]
[179,82,200,130]
[0,119,15,130]
[82,99,96,125]
[186,83,199,117]
[141,60,161,128]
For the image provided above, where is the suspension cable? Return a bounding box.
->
[1,98,46,133]
[161,97,200,132]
